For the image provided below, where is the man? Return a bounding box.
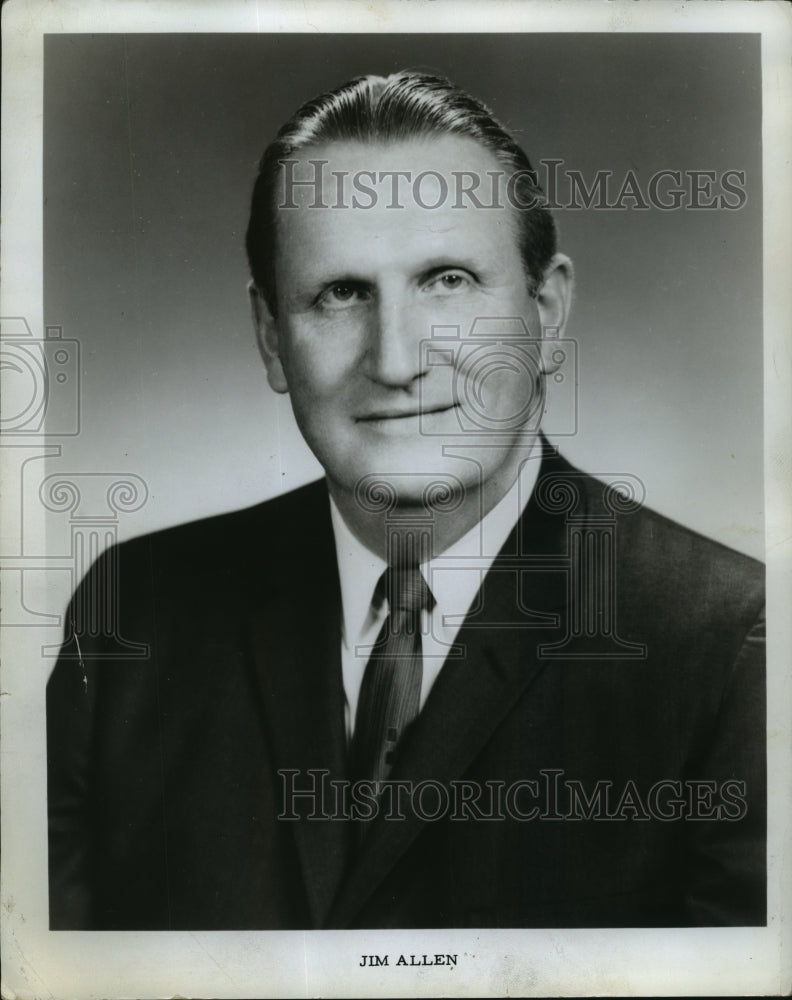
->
[47,71,765,930]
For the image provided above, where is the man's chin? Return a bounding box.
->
[331,449,487,513]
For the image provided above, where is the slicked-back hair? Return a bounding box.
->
[245,70,558,317]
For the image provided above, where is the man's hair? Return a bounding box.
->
[245,70,558,316]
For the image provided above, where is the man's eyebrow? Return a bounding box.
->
[281,247,501,301]
[416,258,481,277]
[293,259,491,299]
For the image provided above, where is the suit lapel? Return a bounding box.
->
[248,484,351,928]
[326,448,580,928]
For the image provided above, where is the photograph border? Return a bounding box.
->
[1,2,790,998]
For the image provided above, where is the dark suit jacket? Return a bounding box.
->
[47,450,766,929]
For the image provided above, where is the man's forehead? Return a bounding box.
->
[276,133,508,210]
[272,136,523,279]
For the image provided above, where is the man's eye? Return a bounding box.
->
[318,282,369,309]
[330,283,356,301]
[426,271,471,294]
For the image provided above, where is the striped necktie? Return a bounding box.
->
[351,564,435,788]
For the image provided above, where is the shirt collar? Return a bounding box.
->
[329,499,387,649]
[426,440,541,627]
[329,438,542,647]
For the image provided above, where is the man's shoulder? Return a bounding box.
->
[537,451,764,614]
[110,477,331,576]
[606,479,762,581]
[564,459,765,616]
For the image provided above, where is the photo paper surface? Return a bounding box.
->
[1,2,790,997]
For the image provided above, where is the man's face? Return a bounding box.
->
[253,135,571,508]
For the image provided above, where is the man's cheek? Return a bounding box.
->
[455,345,540,421]
[285,354,344,399]
[292,337,361,387]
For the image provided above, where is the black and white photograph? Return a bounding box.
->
[1,1,790,997]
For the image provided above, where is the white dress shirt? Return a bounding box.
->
[329,443,542,740]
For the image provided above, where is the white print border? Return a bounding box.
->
[1,4,790,1000]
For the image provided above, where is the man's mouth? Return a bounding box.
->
[356,402,457,422]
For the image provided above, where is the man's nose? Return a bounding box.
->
[366,299,426,388]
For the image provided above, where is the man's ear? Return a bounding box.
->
[248,280,289,394]
[535,253,575,376]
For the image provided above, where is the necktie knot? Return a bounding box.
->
[381,565,435,617]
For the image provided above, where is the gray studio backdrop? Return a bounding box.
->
[44,33,763,558]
